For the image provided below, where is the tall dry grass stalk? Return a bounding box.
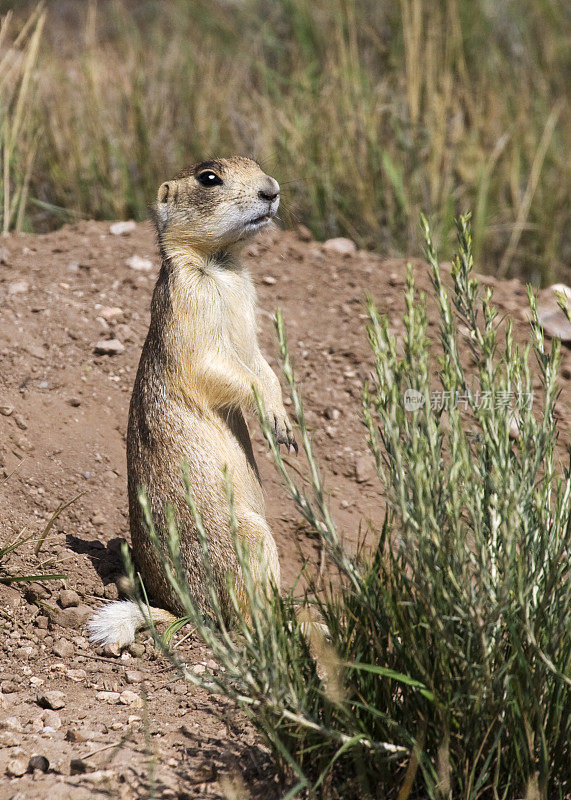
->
[0,3,44,234]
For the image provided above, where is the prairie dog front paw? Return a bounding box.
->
[267,408,298,453]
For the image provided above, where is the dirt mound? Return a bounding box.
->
[0,222,569,798]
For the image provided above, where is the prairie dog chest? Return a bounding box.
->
[214,266,258,362]
[168,255,260,371]
[172,262,258,361]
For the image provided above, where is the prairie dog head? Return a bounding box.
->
[155,157,280,255]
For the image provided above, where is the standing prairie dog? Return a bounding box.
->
[88,157,297,647]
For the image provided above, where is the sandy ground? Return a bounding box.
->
[0,220,569,799]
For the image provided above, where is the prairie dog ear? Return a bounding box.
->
[155,182,172,230]
[157,182,171,204]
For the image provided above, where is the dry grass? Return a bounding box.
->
[2,0,570,283]
[0,468,68,585]
[0,4,44,233]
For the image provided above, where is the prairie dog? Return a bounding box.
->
[89,157,296,647]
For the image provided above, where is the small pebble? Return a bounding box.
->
[37,690,66,710]
[94,339,125,356]
[322,237,357,256]
[103,582,119,600]
[103,642,122,658]
[57,604,94,629]
[66,727,97,743]
[80,769,116,785]
[13,413,27,430]
[59,589,80,608]
[24,343,46,360]
[6,757,27,777]
[1,717,23,732]
[53,638,74,659]
[99,306,124,321]
[125,255,153,272]
[109,220,136,235]
[116,323,134,342]
[262,275,276,285]
[0,731,23,747]
[96,691,120,702]
[125,669,143,684]
[8,279,29,295]
[355,455,373,484]
[537,308,571,342]
[119,690,143,708]
[12,434,33,452]
[27,754,49,773]
[65,668,87,682]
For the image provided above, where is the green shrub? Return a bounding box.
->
[132,214,570,799]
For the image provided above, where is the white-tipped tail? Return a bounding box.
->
[87,600,177,648]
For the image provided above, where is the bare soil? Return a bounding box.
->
[0,221,569,800]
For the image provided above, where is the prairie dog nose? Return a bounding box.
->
[258,177,280,202]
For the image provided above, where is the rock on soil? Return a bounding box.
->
[37,691,66,710]
[6,756,28,777]
[534,282,571,342]
[53,638,74,658]
[109,220,137,235]
[119,690,143,707]
[28,754,50,773]
[41,710,62,730]
[355,455,373,484]
[59,589,80,608]
[125,255,154,272]
[56,605,93,629]
[94,339,125,355]
[322,237,357,255]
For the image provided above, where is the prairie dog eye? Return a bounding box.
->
[196,171,223,187]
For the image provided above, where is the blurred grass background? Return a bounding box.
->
[0,0,569,284]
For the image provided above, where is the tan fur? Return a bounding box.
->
[127,157,296,621]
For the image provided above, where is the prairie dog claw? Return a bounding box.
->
[269,410,297,454]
